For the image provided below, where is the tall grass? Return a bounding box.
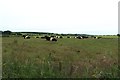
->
[2,37,119,78]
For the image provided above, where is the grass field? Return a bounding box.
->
[2,36,119,78]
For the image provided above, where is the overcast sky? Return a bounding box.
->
[0,0,119,35]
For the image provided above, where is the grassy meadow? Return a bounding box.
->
[2,36,119,78]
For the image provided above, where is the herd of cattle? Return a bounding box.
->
[22,35,102,42]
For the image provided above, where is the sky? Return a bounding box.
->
[0,0,119,35]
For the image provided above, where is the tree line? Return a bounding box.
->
[0,30,119,37]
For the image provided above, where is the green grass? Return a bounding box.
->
[2,36,119,78]
[97,35,118,38]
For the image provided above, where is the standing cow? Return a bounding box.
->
[45,36,57,42]
[77,36,83,39]
[81,36,88,39]
[60,36,63,38]
[25,35,30,39]
[23,35,30,39]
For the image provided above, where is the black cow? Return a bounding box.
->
[23,35,26,39]
[45,36,51,41]
[60,36,63,38]
[41,36,57,41]
[51,36,55,38]
[81,36,88,39]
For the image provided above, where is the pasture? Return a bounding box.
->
[2,36,119,78]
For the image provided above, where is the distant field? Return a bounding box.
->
[97,35,118,39]
[2,36,119,78]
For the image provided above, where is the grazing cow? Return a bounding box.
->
[67,36,71,38]
[51,36,55,38]
[41,36,46,39]
[56,36,60,38]
[50,37,53,41]
[45,36,51,41]
[51,37,57,41]
[74,36,77,38]
[25,35,30,39]
[77,36,83,39]
[60,36,63,38]
[93,37,97,39]
[23,35,26,39]
[41,36,57,41]
[94,37,102,39]
[36,36,39,38]
[50,37,57,41]
[81,36,88,39]
[22,35,30,39]
[45,36,57,41]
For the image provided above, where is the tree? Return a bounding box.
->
[16,32,22,35]
[3,30,12,35]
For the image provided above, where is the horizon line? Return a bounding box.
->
[0,30,118,35]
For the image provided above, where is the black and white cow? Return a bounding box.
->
[23,35,30,39]
[56,36,60,38]
[25,35,30,39]
[50,37,57,41]
[23,35,26,39]
[77,36,83,39]
[45,36,57,41]
[67,36,71,38]
[45,36,51,41]
[94,36,102,39]
[74,36,77,38]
